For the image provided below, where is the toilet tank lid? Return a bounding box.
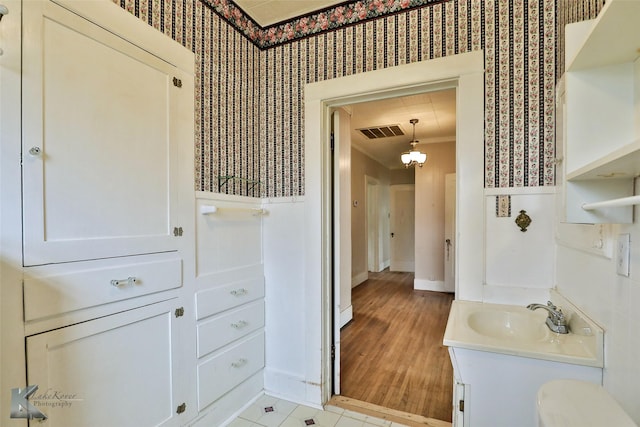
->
[537,380,637,427]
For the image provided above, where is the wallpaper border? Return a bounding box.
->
[202,0,451,49]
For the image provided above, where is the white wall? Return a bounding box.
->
[483,187,556,305]
[350,148,391,286]
[414,142,456,291]
[555,179,640,423]
[262,198,309,403]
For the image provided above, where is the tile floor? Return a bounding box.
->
[228,395,408,427]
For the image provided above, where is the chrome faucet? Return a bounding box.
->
[526,301,569,334]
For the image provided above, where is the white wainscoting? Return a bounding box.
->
[261,197,309,405]
[483,187,555,305]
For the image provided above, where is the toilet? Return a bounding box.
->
[537,379,637,427]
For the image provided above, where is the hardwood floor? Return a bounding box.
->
[339,270,454,422]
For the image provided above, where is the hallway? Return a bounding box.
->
[340,270,454,422]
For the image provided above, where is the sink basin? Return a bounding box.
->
[467,310,549,342]
[443,295,604,367]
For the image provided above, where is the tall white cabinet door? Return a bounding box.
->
[26,300,185,427]
[21,0,192,266]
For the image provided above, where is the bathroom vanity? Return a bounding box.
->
[443,292,604,427]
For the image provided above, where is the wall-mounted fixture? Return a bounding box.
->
[515,210,532,232]
[400,118,427,168]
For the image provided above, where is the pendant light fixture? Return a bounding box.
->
[401,118,427,168]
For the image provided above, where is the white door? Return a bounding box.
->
[366,176,380,272]
[26,300,186,427]
[332,109,352,395]
[21,0,192,266]
[444,173,456,293]
[390,184,415,272]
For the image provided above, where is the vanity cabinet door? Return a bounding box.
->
[26,300,189,427]
[21,0,192,266]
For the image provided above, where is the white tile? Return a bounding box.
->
[342,410,367,422]
[363,415,391,426]
[227,418,262,427]
[289,405,321,420]
[323,405,345,415]
[313,410,342,427]
[239,396,297,425]
[286,404,341,427]
[280,417,305,427]
[335,416,365,427]
[239,402,266,422]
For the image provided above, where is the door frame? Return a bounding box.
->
[303,50,485,405]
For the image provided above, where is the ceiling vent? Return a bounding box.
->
[357,124,404,139]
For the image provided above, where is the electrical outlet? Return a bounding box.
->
[616,234,630,277]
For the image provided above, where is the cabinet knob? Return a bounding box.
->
[230,288,247,296]
[28,146,42,156]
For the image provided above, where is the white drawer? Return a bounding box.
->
[195,276,264,320]
[197,332,264,411]
[24,253,182,321]
[197,300,264,358]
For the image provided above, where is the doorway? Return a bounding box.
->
[338,90,457,420]
[302,51,485,408]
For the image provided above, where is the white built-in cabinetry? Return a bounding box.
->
[18,0,198,425]
[191,195,266,426]
[1,1,267,425]
[561,0,640,223]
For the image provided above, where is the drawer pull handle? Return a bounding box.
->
[111,276,137,287]
[231,320,248,329]
[231,358,247,368]
[230,288,248,296]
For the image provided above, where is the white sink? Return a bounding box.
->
[443,294,604,367]
[467,309,550,342]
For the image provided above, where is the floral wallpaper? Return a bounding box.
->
[117,0,604,197]
[200,0,450,49]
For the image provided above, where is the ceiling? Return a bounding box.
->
[346,89,457,170]
[234,0,346,26]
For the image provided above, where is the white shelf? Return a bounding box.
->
[567,139,640,181]
[567,0,640,71]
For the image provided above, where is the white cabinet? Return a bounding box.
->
[26,300,189,427]
[15,1,198,425]
[21,0,193,265]
[562,0,640,223]
[449,347,602,427]
[193,195,266,416]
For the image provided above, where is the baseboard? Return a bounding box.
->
[263,367,307,404]
[193,371,264,427]
[390,261,415,272]
[340,305,353,327]
[414,279,449,292]
[351,271,368,287]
